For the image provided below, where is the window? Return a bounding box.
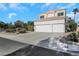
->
[40,15,44,18]
[48,14,54,17]
[61,12,64,15]
[58,13,60,16]
[58,12,64,16]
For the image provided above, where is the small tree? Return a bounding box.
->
[27,21,34,31]
[15,20,26,33]
[7,22,15,29]
[0,21,6,30]
[67,20,77,32]
[15,20,24,28]
[27,21,34,25]
[24,23,28,30]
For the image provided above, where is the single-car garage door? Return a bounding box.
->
[35,25,52,32]
[53,23,65,32]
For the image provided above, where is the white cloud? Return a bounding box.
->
[9,3,26,10]
[67,12,74,18]
[0,4,7,10]
[44,3,52,6]
[57,3,76,9]
[8,13,17,19]
[66,3,76,8]
[67,12,79,22]
[41,3,53,10]
[30,3,36,7]
[67,3,76,6]
[9,3,18,9]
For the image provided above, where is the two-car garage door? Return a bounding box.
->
[35,24,65,32]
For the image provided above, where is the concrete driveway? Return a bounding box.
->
[0,32,64,45]
[0,32,64,55]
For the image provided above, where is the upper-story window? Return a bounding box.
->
[58,12,64,16]
[48,14,54,17]
[40,15,44,19]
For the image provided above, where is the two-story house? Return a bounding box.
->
[34,9,66,32]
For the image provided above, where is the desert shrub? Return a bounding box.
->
[27,25,34,31]
[66,20,77,32]
[16,28,26,34]
[78,31,79,35]
[6,29,15,33]
[19,28,26,33]
[68,32,78,42]
[60,32,78,44]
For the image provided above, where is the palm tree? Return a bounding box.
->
[72,8,79,21]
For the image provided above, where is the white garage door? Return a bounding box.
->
[53,24,65,32]
[35,25,52,32]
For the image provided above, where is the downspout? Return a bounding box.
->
[65,9,66,33]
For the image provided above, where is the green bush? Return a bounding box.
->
[78,32,79,35]
[70,32,78,42]
[66,20,77,32]
[6,29,15,33]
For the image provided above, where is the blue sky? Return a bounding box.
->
[0,3,79,23]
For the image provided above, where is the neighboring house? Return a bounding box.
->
[34,9,67,32]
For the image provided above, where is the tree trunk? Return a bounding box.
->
[74,14,76,22]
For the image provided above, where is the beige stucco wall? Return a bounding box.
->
[34,19,65,25]
[77,27,79,31]
[39,9,66,18]
[39,14,47,18]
